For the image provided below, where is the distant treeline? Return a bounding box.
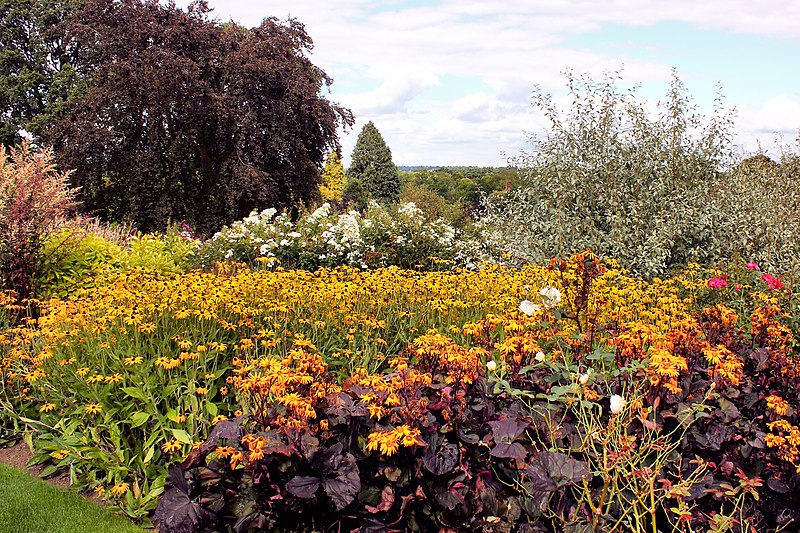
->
[398,166,521,218]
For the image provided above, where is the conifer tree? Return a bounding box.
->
[319,151,345,203]
[347,121,400,204]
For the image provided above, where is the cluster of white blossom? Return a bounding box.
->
[196,201,489,271]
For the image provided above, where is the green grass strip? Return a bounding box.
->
[0,464,144,533]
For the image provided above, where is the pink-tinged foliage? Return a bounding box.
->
[0,142,78,300]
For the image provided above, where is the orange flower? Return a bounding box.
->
[111,482,129,495]
[162,439,182,454]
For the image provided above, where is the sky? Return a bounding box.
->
[176,0,800,167]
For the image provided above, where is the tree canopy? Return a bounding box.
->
[0,0,86,146]
[11,0,352,234]
[347,121,399,204]
[319,151,345,203]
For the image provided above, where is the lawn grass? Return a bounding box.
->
[0,464,145,533]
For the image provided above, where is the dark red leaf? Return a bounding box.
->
[286,476,321,499]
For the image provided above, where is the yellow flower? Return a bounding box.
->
[123,356,143,366]
[765,434,786,448]
[84,404,102,414]
[94,485,106,496]
[138,322,156,333]
[111,482,129,496]
[214,446,235,459]
[162,439,182,454]
[195,387,208,396]
[104,373,123,384]
[211,415,228,424]
[39,403,56,412]
[366,425,421,456]
[50,449,70,460]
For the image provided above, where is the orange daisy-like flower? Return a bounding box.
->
[111,482,129,496]
[766,395,791,416]
[162,439,182,454]
[366,425,422,456]
[39,403,56,412]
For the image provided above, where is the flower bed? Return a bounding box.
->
[2,253,799,530]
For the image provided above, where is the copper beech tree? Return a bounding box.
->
[41,0,352,234]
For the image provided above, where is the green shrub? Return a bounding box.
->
[482,69,779,278]
[37,228,123,300]
[37,224,195,300]
[400,182,466,227]
[120,231,195,272]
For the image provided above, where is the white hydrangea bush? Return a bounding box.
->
[194,202,488,270]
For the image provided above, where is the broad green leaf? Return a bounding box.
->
[130,412,151,428]
[171,429,192,444]
[121,387,147,401]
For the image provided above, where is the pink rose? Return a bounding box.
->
[746,262,759,270]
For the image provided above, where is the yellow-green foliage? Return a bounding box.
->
[319,151,345,203]
[121,233,195,272]
[37,228,195,300]
[37,228,123,300]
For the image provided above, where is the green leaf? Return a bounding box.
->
[143,446,155,464]
[121,387,147,401]
[205,401,218,418]
[130,412,150,428]
[39,465,60,478]
[171,429,192,444]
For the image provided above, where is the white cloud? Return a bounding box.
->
[337,68,440,115]
[733,96,800,158]
[175,0,800,165]
[754,95,800,134]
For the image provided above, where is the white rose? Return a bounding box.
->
[535,351,546,363]
[519,300,540,316]
[610,394,625,414]
[486,360,497,372]
[579,372,590,385]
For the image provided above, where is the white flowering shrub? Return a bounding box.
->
[193,201,487,270]
[481,71,735,278]
[482,70,800,277]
